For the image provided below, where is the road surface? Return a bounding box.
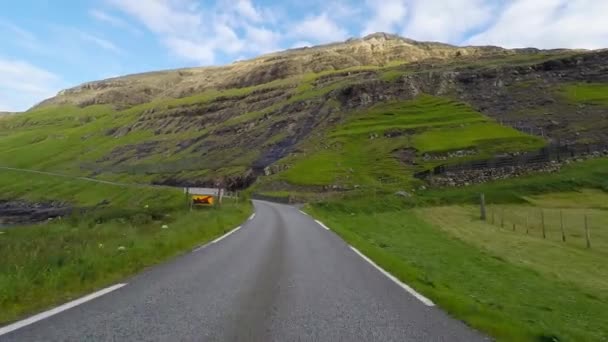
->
[1,200,487,341]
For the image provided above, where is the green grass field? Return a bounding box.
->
[0,169,177,209]
[561,83,608,106]
[305,158,608,341]
[0,170,251,324]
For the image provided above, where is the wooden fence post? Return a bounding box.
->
[585,214,591,249]
[480,193,487,221]
[501,208,505,228]
[541,209,546,239]
[560,210,566,242]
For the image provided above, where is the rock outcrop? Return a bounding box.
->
[35,33,514,110]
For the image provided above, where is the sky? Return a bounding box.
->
[1,0,607,112]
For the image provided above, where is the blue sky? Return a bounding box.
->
[1,0,607,111]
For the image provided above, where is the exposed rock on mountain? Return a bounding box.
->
[37,33,514,109]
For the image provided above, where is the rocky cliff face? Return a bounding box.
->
[36,33,515,110]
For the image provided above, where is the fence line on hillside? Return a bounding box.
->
[484,205,597,249]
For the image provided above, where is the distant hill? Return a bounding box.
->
[1,33,607,191]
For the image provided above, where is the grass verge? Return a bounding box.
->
[0,170,251,324]
[307,198,607,341]
[305,160,608,341]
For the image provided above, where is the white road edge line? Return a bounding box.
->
[349,246,435,307]
[193,244,208,252]
[299,210,309,216]
[0,283,127,336]
[314,219,331,231]
[212,226,241,244]
[249,213,256,220]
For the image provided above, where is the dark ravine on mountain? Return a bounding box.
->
[1,33,607,194]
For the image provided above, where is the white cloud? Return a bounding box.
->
[107,0,285,64]
[292,13,349,43]
[402,0,496,43]
[107,0,202,36]
[77,31,124,54]
[0,58,64,111]
[362,0,408,35]
[245,25,282,54]
[89,9,142,35]
[90,9,126,27]
[107,0,212,62]
[468,0,608,49]
[164,37,215,64]
[235,0,262,22]
[0,21,36,41]
[0,20,45,53]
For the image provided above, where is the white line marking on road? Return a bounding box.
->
[193,244,208,252]
[349,246,435,307]
[249,213,256,220]
[314,219,331,231]
[212,226,241,244]
[299,210,309,216]
[0,283,127,336]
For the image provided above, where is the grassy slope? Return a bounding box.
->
[0,67,377,181]
[0,169,251,324]
[561,83,608,106]
[307,159,608,341]
[0,53,580,185]
[0,105,147,174]
[280,81,608,192]
[0,169,176,209]
[277,95,545,189]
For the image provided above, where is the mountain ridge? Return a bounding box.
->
[36,33,555,110]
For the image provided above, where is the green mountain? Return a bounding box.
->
[1,33,607,192]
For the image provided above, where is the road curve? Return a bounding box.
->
[2,200,487,341]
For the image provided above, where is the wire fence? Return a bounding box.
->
[483,205,602,249]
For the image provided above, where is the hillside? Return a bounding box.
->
[1,33,607,192]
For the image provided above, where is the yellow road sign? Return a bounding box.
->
[192,195,214,206]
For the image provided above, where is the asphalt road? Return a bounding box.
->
[1,200,487,341]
